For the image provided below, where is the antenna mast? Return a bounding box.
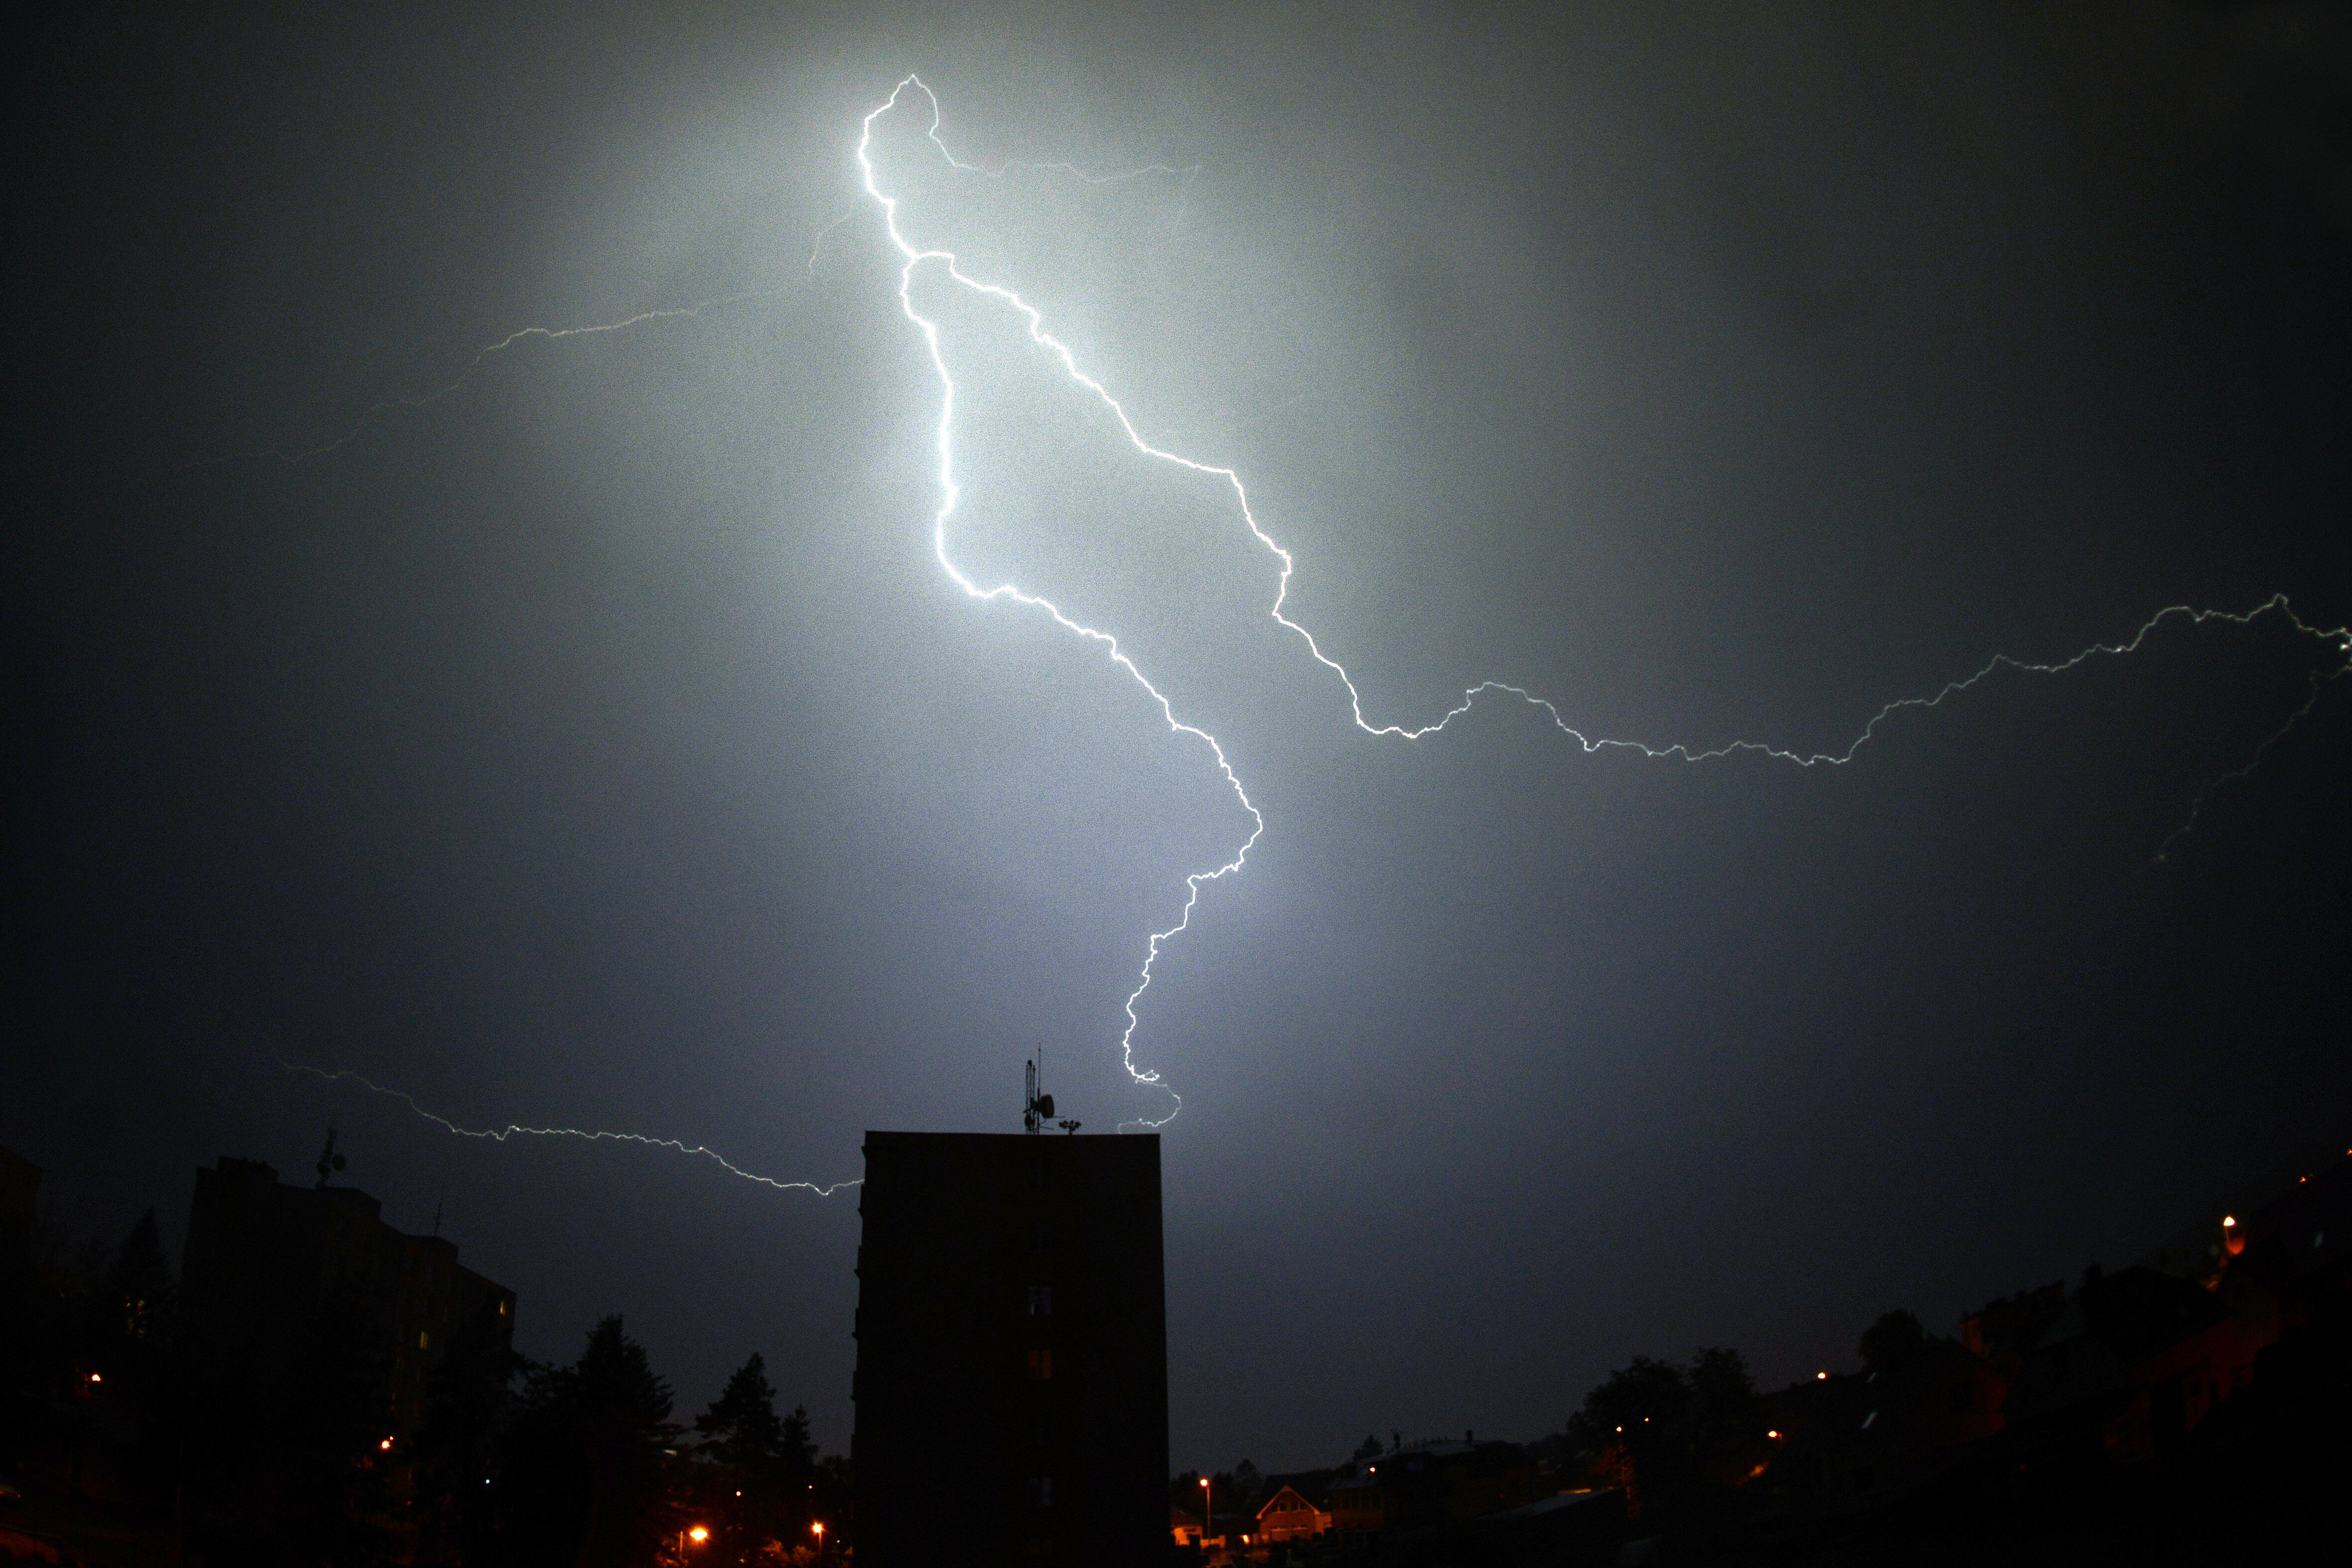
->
[313,1127,347,1189]
[1023,1048,1058,1135]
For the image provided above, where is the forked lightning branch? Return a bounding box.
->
[854,75,2352,1129]
[297,75,2352,1184]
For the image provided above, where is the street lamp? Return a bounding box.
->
[812,1520,825,1566]
[686,1525,709,1545]
[1199,1476,1211,1550]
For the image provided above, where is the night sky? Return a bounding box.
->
[8,2,2351,1475]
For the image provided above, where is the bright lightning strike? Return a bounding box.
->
[285,1064,861,1196]
[857,76,2352,1123]
[859,79,1262,1129]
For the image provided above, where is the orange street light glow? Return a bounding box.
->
[812,1523,824,1537]
[379,1438,393,1451]
[1768,1430,1783,1440]
[688,1525,709,1543]
[1817,1371,1828,1380]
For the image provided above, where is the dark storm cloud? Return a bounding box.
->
[6,1,2348,1474]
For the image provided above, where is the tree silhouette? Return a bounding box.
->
[1567,1347,1762,1526]
[504,1315,678,1568]
[690,1352,816,1563]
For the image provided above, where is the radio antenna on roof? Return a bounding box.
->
[314,1126,347,1189]
[1023,1050,1054,1135]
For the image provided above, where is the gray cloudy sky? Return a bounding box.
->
[7,1,2351,1473]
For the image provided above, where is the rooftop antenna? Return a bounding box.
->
[1023,1049,1053,1136]
[314,1126,347,1190]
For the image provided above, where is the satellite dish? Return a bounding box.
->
[1023,1051,1071,1135]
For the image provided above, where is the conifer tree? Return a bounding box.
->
[692,1352,816,1564]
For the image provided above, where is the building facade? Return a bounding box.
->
[851,1131,1167,1567]
[1254,1474,1336,1540]
[0,1145,37,1286]
[180,1155,515,1444]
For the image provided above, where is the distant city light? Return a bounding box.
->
[688,1525,709,1543]
[1817,1371,1828,1380]
[1767,1430,1782,1440]
[378,1438,393,1452]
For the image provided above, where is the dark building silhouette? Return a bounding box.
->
[1331,1440,1534,1534]
[180,1155,515,1443]
[1758,1340,2004,1516]
[0,1144,37,1283]
[852,1131,1167,1567]
[2224,1151,2352,1353]
[2005,1265,2250,1463]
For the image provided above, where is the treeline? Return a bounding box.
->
[0,1208,846,1567]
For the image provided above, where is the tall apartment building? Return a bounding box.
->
[180,1154,514,1441]
[0,1144,38,1281]
[852,1131,1168,1567]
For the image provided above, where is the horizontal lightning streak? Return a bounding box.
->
[1416,596,2352,769]
[285,1064,860,1196]
[862,76,2352,1125]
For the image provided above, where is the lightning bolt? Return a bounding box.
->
[859,80,1272,1129]
[285,1064,861,1196]
[858,75,2352,1124]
